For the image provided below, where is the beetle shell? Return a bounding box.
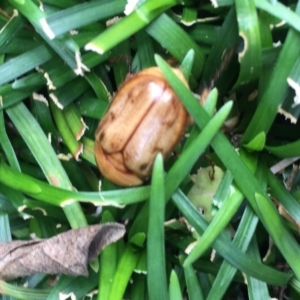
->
[95,67,189,186]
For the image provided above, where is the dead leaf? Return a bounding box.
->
[0,223,125,280]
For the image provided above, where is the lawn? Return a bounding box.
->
[1,0,300,299]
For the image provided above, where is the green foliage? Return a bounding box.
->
[1,0,300,299]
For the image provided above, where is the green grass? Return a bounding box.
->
[1,0,300,299]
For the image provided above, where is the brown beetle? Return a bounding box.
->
[94,67,190,186]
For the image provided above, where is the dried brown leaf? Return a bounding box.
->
[0,223,125,280]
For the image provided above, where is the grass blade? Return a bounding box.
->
[147,154,168,300]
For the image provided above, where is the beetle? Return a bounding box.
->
[94,67,190,186]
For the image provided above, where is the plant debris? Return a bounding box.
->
[0,223,125,280]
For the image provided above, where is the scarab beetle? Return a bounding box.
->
[94,67,190,186]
